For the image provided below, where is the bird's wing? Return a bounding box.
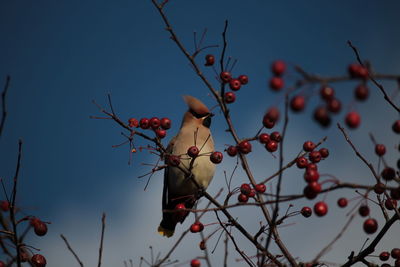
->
[162,135,177,210]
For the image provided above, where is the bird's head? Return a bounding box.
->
[182,95,213,128]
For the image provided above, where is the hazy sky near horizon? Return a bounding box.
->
[1,1,400,266]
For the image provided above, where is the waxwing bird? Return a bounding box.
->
[158,95,215,237]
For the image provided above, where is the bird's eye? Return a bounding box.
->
[203,116,212,128]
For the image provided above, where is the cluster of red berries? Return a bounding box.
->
[379,248,400,267]
[300,202,328,218]
[356,204,378,234]
[221,72,249,104]
[296,141,329,201]
[262,106,280,129]
[269,60,286,91]
[237,183,266,203]
[30,217,48,237]
[128,117,171,139]
[225,140,252,157]
[259,131,282,153]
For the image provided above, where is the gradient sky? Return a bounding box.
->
[1,1,400,266]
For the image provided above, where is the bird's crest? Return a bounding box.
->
[183,95,210,117]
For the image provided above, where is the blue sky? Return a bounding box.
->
[1,1,399,266]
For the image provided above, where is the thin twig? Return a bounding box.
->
[60,234,84,267]
[0,75,10,138]
[98,213,106,267]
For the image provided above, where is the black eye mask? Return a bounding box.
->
[189,109,212,128]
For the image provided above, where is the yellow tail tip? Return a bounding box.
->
[158,226,174,237]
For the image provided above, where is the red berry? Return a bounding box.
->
[128,118,139,128]
[320,86,335,101]
[240,183,252,195]
[303,185,318,199]
[314,106,331,127]
[220,71,232,83]
[358,205,370,217]
[337,198,348,208]
[238,141,252,154]
[327,98,342,114]
[392,248,400,259]
[238,75,249,85]
[375,144,386,156]
[384,198,397,210]
[319,148,329,158]
[314,201,328,217]
[265,107,280,122]
[155,129,167,139]
[354,84,369,101]
[174,203,187,221]
[258,133,270,144]
[226,146,238,157]
[199,241,206,250]
[392,120,400,134]
[255,184,266,193]
[187,146,200,158]
[160,117,171,130]
[304,169,319,183]
[271,60,286,76]
[262,115,275,129]
[357,66,369,79]
[139,118,150,129]
[296,157,308,169]
[308,181,322,194]
[290,95,305,112]
[390,187,400,200]
[210,151,223,164]
[34,221,48,236]
[0,201,9,212]
[269,77,284,91]
[205,54,215,66]
[301,206,312,218]
[348,63,368,79]
[309,151,322,163]
[238,193,249,203]
[224,92,236,104]
[265,140,278,152]
[149,117,161,130]
[345,111,361,129]
[396,259,400,267]
[380,251,390,261]
[381,167,395,181]
[270,131,282,142]
[31,254,47,267]
[167,155,181,167]
[0,261,4,267]
[229,79,242,91]
[191,259,201,267]
[363,218,378,234]
[374,183,386,195]
[248,189,256,198]
[190,222,204,233]
[306,163,318,171]
[303,141,316,152]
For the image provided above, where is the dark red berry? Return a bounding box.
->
[395,259,400,267]
[380,251,390,261]
[271,60,286,76]
[392,120,400,134]
[270,131,281,142]
[303,141,316,152]
[265,140,278,152]
[327,98,342,114]
[240,183,252,195]
[392,248,400,259]
[238,75,249,85]
[308,181,322,194]
[314,201,328,217]
[34,221,48,236]
[384,198,397,210]
[248,189,256,198]
[296,157,308,169]
[314,106,331,127]
[303,185,318,199]
[337,198,348,208]
[149,117,161,129]
[229,79,242,91]
[375,144,386,156]
[190,222,204,233]
[345,111,361,129]
[319,148,329,158]
[363,218,378,234]
[258,133,270,144]
[155,129,166,139]
[128,118,139,128]
[301,206,312,218]
[354,84,369,101]
[220,71,232,83]
[374,183,385,195]
[187,146,200,158]
[306,163,318,171]
[167,155,181,167]
[262,115,275,129]
[190,259,201,267]
[210,151,223,164]
[290,95,305,112]
[160,117,171,130]
[139,118,150,129]
[238,193,249,203]
[390,187,400,200]
[0,261,5,267]
[31,254,47,267]
[269,77,284,91]
[226,146,238,157]
[238,141,252,154]
[265,107,280,122]
[0,201,9,212]
[255,184,266,193]
[358,205,370,217]
[304,169,319,183]
[381,167,396,181]
[309,151,322,163]
[205,54,215,66]
[320,86,335,101]
[174,203,187,221]
[224,92,236,104]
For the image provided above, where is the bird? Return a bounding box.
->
[158,95,215,237]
